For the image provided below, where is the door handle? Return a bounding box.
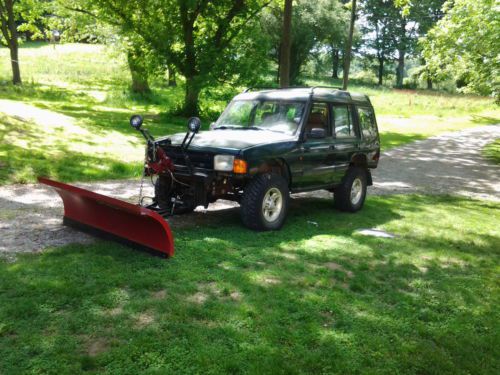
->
[329,145,335,150]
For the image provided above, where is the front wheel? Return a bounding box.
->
[240,173,289,231]
[334,167,368,212]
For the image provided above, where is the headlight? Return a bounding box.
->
[214,155,234,171]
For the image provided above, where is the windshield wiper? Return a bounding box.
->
[246,126,285,133]
[214,125,264,131]
[214,125,283,133]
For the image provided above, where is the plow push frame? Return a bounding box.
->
[38,114,205,257]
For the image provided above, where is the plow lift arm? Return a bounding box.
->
[179,116,202,173]
[37,115,203,258]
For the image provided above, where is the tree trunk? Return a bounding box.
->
[127,50,150,94]
[276,55,280,84]
[339,50,344,79]
[279,0,292,88]
[179,4,200,115]
[167,65,177,87]
[1,0,21,84]
[183,75,200,115]
[331,48,339,79]
[343,0,357,90]
[395,49,405,88]
[130,72,150,93]
[395,20,406,89]
[377,57,384,85]
[421,59,433,90]
[9,38,20,85]
[427,77,433,90]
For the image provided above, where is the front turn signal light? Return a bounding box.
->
[233,159,247,174]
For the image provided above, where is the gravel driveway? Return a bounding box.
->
[1,125,498,257]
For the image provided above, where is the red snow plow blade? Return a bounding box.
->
[38,177,174,257]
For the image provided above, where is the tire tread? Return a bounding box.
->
[240,173,289,230]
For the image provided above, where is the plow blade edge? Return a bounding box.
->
[38,177,174,257]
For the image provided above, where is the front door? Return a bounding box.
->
[295,102,334,189]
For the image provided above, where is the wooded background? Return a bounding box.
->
[1,0,498,115]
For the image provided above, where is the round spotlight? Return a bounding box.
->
[187,117,201,133]
[130,114,143,129]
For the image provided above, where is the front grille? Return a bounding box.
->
[162,146,213,169]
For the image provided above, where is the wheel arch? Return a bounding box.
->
[350,153,368,168]
[349,154,373,185]
[250,158,292,187]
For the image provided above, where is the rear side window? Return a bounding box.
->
[305,102,330,135]
[332,105,355,138]
[358,107,377,139]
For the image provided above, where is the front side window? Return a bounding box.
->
[216,100,306,135]
[358,107,377,140]
[333,105,355,138]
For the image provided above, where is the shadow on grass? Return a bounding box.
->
[471,114,500,125]
[0,113,143,184]
[0,141,143,184]
[0,81,81,103]
[0,81,207,138]
[0,195,498,374]
[0,83,203,184]
[482,138,500,165]
[379,131,428,150]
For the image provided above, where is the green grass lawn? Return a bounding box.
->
[1,195,499,374]
[2,42,499,375]
[483,139,500,164]
[0,42,498,185]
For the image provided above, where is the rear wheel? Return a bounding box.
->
[240,173,289,230]
[334,167,367,212]
[155,175,195,214]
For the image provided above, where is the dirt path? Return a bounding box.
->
[1,125,498,257]
[371,125,500,199]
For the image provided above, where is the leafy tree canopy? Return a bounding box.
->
[99,0,271,114]
[422,0,499,98]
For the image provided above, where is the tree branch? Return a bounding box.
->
[62,5,121,26]
[214,1,271,51]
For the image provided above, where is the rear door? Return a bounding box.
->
[329,104,360,183]
[357,106,380,167]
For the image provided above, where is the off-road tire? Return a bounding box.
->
[240,173,289,231]
[334,167,368,212]
[155,175,195,215]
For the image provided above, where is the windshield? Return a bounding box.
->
[215,100,306,135]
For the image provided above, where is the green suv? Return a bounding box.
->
[137,87,380,230]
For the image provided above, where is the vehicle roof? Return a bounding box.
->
[233,87,372,105]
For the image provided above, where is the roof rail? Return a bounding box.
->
[243,86,285,93]
[309,85,344,93]
[243,85,344,93]
[243,86,311,93]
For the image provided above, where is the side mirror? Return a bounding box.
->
[307,128,326,139]
[130,114,143,130]
[209,122,216,130]
[187,117,201,133]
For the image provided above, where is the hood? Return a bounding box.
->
[167,129,296,152]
